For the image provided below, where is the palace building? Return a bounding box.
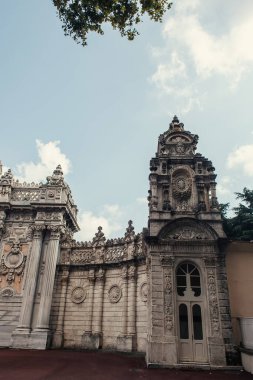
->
[0,117,252,371]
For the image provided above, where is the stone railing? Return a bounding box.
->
[11,188,41,201]
[61,233,145,266]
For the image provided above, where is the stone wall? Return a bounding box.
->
[226,241,253,345]
[0,297,22,347]
[50,225,147,352]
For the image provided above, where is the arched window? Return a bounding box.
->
[176,263,201,297]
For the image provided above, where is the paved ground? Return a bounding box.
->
[0,349,252,380]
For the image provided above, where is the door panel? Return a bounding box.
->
[178,302,207,363]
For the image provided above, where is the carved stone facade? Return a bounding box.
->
[146,116,234,367]
[0,117,240,369]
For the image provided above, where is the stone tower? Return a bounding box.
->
[0,165,79,349]
[146,116,234,367]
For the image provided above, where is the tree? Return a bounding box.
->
[53,0,172,46]
[231,188,253,241]
[219,202,234,238]
[220,188,253,241]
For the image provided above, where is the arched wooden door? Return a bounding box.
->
[176,263,207,363]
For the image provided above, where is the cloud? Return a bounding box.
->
[227,144,253,176]
[150,0,253,112]
[163,10,253,88]
[151,52,187,93]
[136,197,148,204]
[15,140,71,183]
[216,176,232,197]
[77,204,123,241]
[103,204,122,219]
[150,51,202,114]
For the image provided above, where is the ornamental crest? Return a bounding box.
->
[0,242,27,285]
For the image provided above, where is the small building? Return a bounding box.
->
[0,117,252,371]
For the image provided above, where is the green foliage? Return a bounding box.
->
[221,188,253,241]
[53,0,172,46]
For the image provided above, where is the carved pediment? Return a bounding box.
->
[159,219,217,241]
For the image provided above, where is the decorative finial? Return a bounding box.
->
[46,165,64,186]
[124,220,135,242]
[0,168,13,185]
[54,164,63,176]
[169,115,184,132]
[92,226,106,247]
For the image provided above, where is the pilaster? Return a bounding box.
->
[91,268,105,349]
[52,265,70,348]
[81,269,96,349]
[31,226,62,349]
[11,225,45,349]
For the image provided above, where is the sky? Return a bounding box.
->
[1,0,253,241]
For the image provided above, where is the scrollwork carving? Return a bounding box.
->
[164,268,174,333]
[0,287,14,297]
[207,268,220,336]
[0,242,27,285]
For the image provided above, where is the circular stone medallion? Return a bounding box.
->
[4,251,23,269]
[71,286,87,304]
[108,285,122,304]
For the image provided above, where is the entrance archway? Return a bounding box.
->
[176,263,207,363]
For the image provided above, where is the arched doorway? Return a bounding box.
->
[176,262,207,363]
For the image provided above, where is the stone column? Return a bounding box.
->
[92,268,105,349]
[204,257,226,366]
[87,269,95,333]
[52,266,69,348]
[121,266,128,335]
[11,225,45,348]
[210,181,219,210]
[150,174,158,211]
[117,266,133,351]
[127,265,137,350]
[81,269,96,349]
[146,255,177,366]
[32,226,62,349]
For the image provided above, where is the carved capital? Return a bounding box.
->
[30,224,46,239]
[88,269,95,283]
[47,225,65,240]
[61,266,69,284]
[203,256,216,267]
[121,266,128,280]
[96,268,105,282]
[128,265,136,280]
[160,255,175,267]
